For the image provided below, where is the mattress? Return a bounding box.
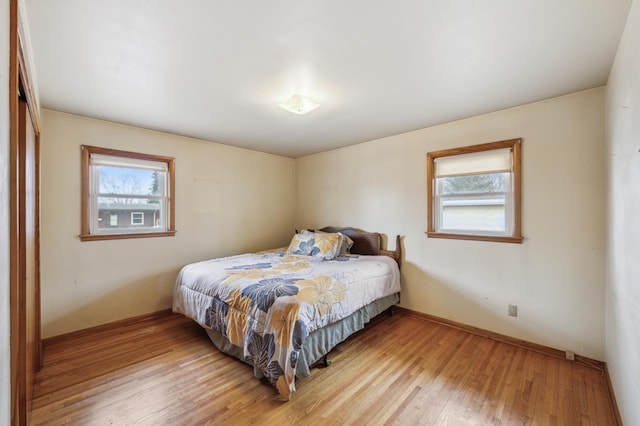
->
[172,249,401,400]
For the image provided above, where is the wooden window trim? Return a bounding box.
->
[80,145,176,241]
[426,138,523,244]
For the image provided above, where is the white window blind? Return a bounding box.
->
[434,148,512,177]
[90,153,168,172]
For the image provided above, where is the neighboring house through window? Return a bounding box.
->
[426,138,523,243]
[81,145,176,241]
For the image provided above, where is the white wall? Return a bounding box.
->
[296,88,606,360]
[40,110,295,338]
[0,0,11,422]
[605,0,640,423]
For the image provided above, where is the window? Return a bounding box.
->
[131,212,144,225]
[81,145,176,241]
[426,139,522,243]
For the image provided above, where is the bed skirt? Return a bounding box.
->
[205,292,400,380]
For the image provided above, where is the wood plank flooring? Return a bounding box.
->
[31,312,616,425]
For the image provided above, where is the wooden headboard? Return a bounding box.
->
[318,226,402,267]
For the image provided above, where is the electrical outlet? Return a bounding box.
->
[508,304,518,317]
[565,350,575,361]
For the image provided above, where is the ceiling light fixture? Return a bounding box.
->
[278,94,319,115]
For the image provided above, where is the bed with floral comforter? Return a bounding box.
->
[172,230,401,401]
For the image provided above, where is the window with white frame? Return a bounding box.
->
[426,139,522,243]
[131,212,144,225]
[81,145,176,241]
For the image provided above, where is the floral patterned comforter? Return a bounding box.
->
[172,249,401,400]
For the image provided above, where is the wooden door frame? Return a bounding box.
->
[9,0,42,424]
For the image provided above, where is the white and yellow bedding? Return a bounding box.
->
[172,248,400,400]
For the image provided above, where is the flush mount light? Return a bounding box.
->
[278,94,319,115]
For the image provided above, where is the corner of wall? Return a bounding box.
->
[604,0,640,423]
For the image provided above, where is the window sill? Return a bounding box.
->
[80,230,176,242]
[426,231,523,244]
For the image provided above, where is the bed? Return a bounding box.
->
[172,226,401,400]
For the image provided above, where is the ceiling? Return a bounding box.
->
[25,0,633,158]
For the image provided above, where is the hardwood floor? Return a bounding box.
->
[32,312,616,425]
